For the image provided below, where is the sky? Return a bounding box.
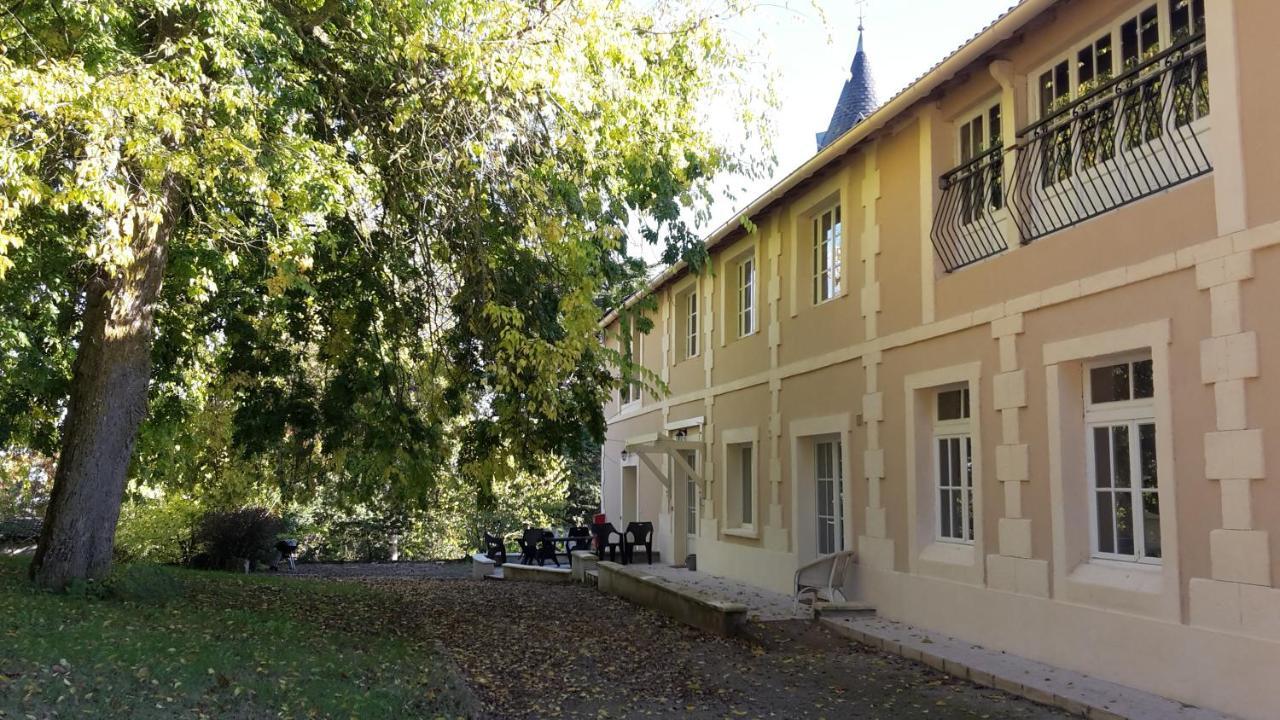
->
[631,0,1018,265]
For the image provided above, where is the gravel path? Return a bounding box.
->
[293,564,1072,719]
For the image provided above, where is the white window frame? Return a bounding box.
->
[684,289,699,361]
[1030,2,1174,123]
[933,387,974,545]
[721,427,759,537]
[956,100,1005,225]
[812,205,842,306]
[1084,355,1160,565]
[1029,0,1209,124]
[815,439,845,555]
[737,256,756,338]
[1043,320,1180,621]
[684,450,699,534]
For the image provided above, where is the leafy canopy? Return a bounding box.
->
[0,0,771,506]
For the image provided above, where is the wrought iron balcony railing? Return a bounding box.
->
[1009,32,1211,244]
[932,145,1008,272]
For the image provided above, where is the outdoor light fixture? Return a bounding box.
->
[674,428,688,439]
[620,450,630,461]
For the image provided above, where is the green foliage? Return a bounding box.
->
[0,0,772,553]
[0,557,473,718]
[114,493,204,564]
[0,451,52,520]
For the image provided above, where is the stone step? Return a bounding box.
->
[584,569,599,587]
[814,600,876,617]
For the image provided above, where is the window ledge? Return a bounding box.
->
[723,527,759,540]
[919,541,977,567]
[1069,559,1163,595]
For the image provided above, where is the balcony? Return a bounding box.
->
[1009,32,1211,243]
[931,33,1211,272]
[932,146,1008,272]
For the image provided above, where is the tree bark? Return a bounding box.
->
[30,176,181,590]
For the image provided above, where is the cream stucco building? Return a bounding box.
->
[598,1,1280,718]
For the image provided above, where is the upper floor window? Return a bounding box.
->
[737,256,756,337]
[958,102,1004,224]
[1035,2,1207,127]
[812,206,842,305]
[681,288,699,361]
[934,387,974,544]
[1085,357,1160,564]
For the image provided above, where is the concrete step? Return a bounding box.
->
[814,600,876,617]
[483,573,503,581]
[584,569,599,587]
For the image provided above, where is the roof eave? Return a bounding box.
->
[600,0,1049,330]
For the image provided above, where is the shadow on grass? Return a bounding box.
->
[0,556,475,719]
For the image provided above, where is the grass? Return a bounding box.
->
[0,556,474,719]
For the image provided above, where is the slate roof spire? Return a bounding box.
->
[817,19,878,150]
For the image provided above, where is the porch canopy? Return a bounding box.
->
[623,430,705,493]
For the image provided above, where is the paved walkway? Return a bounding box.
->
[617,563,1238,720]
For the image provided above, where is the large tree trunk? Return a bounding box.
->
[30,177,181,590]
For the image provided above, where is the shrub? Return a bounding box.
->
[190,507,283,571]
[115,494,203,564]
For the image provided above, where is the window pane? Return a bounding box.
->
[1115,491,1135,555]
[937,389,967,421]
[1139,423,1158,489]
[1140,6,1160,56]
[1054,62,1069,103]
[1093,427,1113,488]
[741,447,753,525]
[1096,492,1116,554]
[1122,18,1139,67]
[950,439,962,488]
[964,437,973,489]
[1040,70,1055,116]
[1078,45,1095,87]
[1091,363,1131,403]
[1143,491,1162,559]
[1172,0,1190,38]
[938,438,952,487]
[1133,359,1154,399]
[1112,425,1131,489]
[1097,35,1113,79]
[951,487,964,542]
[940,489,953,539]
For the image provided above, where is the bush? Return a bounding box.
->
[105,563,186,604]
[190,507,283,571]
[115,494,203,564]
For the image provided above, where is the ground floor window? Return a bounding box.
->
[1085,357,1160,563]
[815,440,844,555]
[935,436,974,543]
[934,387,974,544]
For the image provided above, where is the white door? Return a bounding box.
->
[682,451,699,556]
[622,465,638,526]
[815,440,845,555]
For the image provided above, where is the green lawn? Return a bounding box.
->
[0,557,473,719]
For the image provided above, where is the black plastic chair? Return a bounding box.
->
[624,521,655,564]
[483,532,508,565]
[567,526,592,554]
[591,522,624,562]
[518,528,558,566]
[537,529,561,567]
